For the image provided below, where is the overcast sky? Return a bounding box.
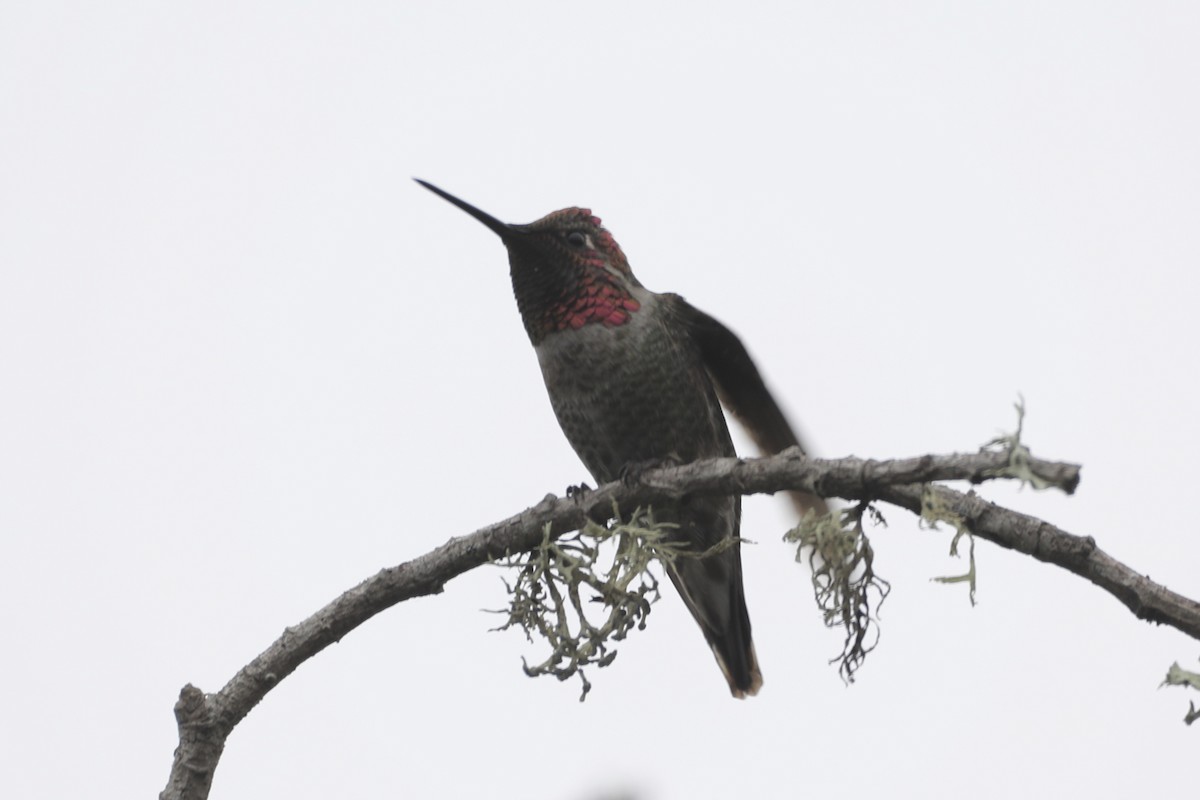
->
[3,3,1199,799]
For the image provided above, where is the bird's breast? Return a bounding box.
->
[532,292,734,483]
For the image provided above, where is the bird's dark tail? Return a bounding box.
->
[665,547,763,698]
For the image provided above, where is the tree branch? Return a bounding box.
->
[160,447,1198,800]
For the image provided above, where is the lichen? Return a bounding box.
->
[490,505,691,701]
[922,485,979,605]
[785,504,890,683]
[980,396,1058,490]
[1161,660,1200,725]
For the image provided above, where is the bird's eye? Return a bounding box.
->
[566,231,587,248]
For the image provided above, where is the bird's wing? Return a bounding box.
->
[674,295,829,517]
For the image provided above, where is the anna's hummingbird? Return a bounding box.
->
[417,180,826,698]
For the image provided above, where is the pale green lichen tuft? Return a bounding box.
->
[785,504,890,683]
[980,395,1058,490]
[490,505,692,701]
[922,485,979,605]
[1161,660,1200,725]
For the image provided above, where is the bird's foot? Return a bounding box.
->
[567,482,612,526]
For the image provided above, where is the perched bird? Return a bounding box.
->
[417,180,825,697]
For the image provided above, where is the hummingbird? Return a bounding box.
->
[416,180,826,698]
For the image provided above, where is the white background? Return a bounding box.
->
[2,3,1198,798]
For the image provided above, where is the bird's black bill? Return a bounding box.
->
[414,179,513,239]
